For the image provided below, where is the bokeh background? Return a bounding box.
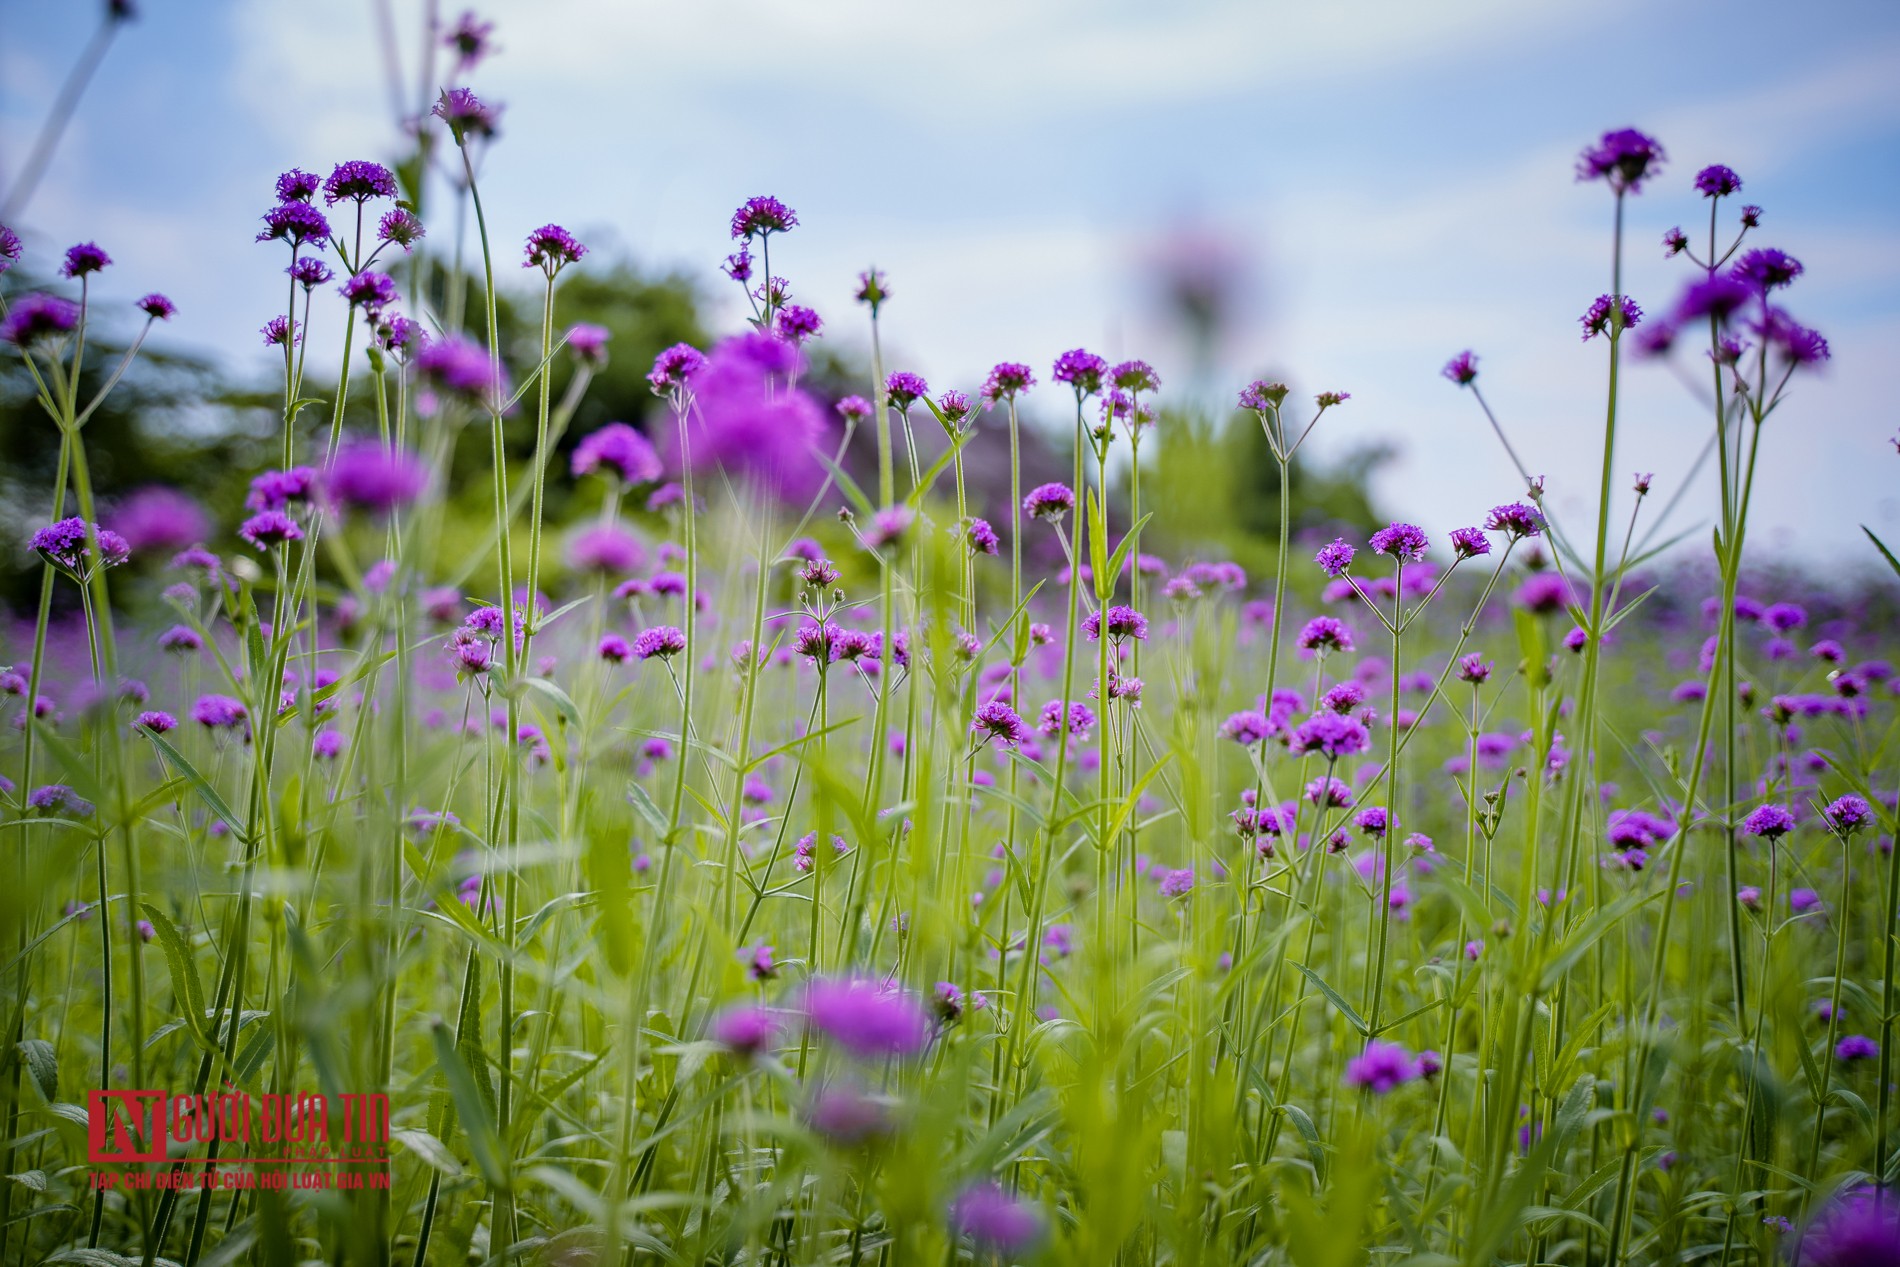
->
[3,0,1897,598]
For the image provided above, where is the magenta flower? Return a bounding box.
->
[1296,616,1355,655]
[1023,482,1075,522]
[1732,247,1803,292]
[32,518,129,571]
[191,694,247,729]
[137,293,176,320]
[1449,527,1490,558]
[377,209,424,250]
[566,323,610,367]
[61,241,111,278]
[107,488,208,554]
[801,977,931,1058]
[573,423,662,484]
[1316,538,1354,577]
[663,334,825,499]
[1576,128,1665,193]
[434,87,500,140]
[1822,795,1872,836]
[1291,713,1371,758]
[1442,351,1478,385]
[1238,379,1288,410]
[971,701,1029,748]
[1485,503,1544,539]
[239,511,303,549]
[416,335,506,406]
[1,293,80,346]
[568,525,644,575]
[1695,164,1742,198]
[836,395,872,423]
[1369,522,1429,563]
[1083,605,1148,643]
[135,710,177,734]
[523,223,587,274]
[1051,348,1108,397]
[885,371,928,411]
[711,1006,777,1060]
[1344,1040,1423,1093]
[28,785,94,819]
[324,440,427,511]
[1581,293,1643,340]
[323,160,397,205]
[729,195,797,240]
[965,518,1000,556]
[647,342,706,395]
[776,304,822,343]
[256,201,331,246]
[981,361,1035,404]
[632,626,687,660]
[1741,803,1795,840]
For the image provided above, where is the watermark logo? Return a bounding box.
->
[87,1090,168,1163]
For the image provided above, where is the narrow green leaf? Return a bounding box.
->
[1292,962,1369,1037]
[17,1039,57,1104]
[141,731,248,842]
[429,1020,509,1191]
[140,905,209,1047]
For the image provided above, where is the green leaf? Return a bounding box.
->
[520,676,581,730]
[1292,962,1369,1037]
[141,731,248,842]
[141,905,210,1048]
[1538,888,1662,992]
[17,1039,57,1103]
[815,450,874,517]
[1863,526,1900,583]
[1097,512,1154,604]
[391,1127,464,1177]
[1087,487,1109,593]
[1279,1104,1326,1182]
[902,429,971,509]
[429,1020,509,1192]
[627,781,670,841]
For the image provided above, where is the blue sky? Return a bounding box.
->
[5,0,1898,565]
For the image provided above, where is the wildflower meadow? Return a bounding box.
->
[1,8,1897,1266]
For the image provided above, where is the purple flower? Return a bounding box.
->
[1,293,80,346]
[1742,803,1795,840]
[646,342,706,395]
[239,510,304,549]
[1581,293,1643,340]
[323,160,397,205]
[1316,537,1355,577]
[1344,1040,1424,1093]
[159,624,204,653]
[1790,887,1823,915]
[1458,653,1492,684]
[107,487,208,553]
[1835,1034,1878,1062]
[802,976,931,1058]
[1449,526,1490,558]
[981,361,1035,404]
[1052,348,1108,397]
[836,395,873,422]
[1798,1186,1900,1265]
[444,9,496,70]
[1111,359,1160,393]
[377,208,424,250]
[1219,711,1270,746]
[1038,700,1096,741]
[1292,712,1371,758]
[566,323,610,367]
[972,701,1030,748]
[1822,795,1872,836]
[434,87,499,140]
[1158,868,1195,898]
[1296,616,1355,655]
[854,268,888,310]
[31,518,129,571]
[1442,351,1479,385]
[723,248,753,283]
[950,1182,1043,1253]
[256,201,332,246]
[711,1006,777,1060]
[28,785,93,818]
[665,334,825,499]
[1764,312,1830,365]
[964,518,1000,556]
[730,195,797,240]
[416,335,506,406]
[632,626,687,660]
[806,1084,891,1143]
[865,507,914,550]
[325,440,427,512]
[523,223,587,273]
[573,423,662,484]
[191,694,247,729]
[275,169,320,202]
[136,293,176,320]
[1024,482,1075,522]
[1663,227,1689,257]
[340,270,397,312]
[261,315,299,347]
[1083,605,1149,643]
[1238,379,1289,410]
[1370,522,1429,563]
[1732,247,1803,292]
[777,304,822,343]
[61,241,111,278]
[596,634,631,663]
[1695,164,1742,198]
[1673,275,1754,324]
[1355,806,1389,837]
[135,710,177,733]
[1576,128,1666,193]
[1485,503,1545,539]
[568,525,644,574]
[884,371,928,411]
[1316,390,1351,408]
[247,466,317,511]
[0,224,19,274]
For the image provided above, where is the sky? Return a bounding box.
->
[4,0,1898,568]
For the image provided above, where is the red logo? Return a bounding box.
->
[87,1090,168,1163]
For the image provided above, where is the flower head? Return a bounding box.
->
[136,293,176,320]
[1238,380,1289,410]
[1,293,80,346]
[646,342,706,395]
[444,9,496,71]
[966,518,1000,555]
[1695,164,1742,198]
[1581,293,1642,340]
[1576,128,1666,193]
[1449,526,1490,558]
[710,1006,776,1060]
[1442,351,1479,385]
[1296,616,1356,655]
[776,303,822,343]
[1369,522,1429,563]
[415,335,506,407]
[981,361,1035,404]
[239,510,303,550]
[1344,1040,1424,1093]
[1822,795,1872,836]
[191,694,247,729]
[573,423,662,484]
[1315,538,1355,577]
[885,371,928,411]
[324,440,427,512]
[275,169,320,202]
[323,160,397,205]
[1083,605,1149,643]
[1742,803,1795,840]
[28,785,94,819]
[523,223,586,273]
[1485,502,1545,539]
[340,270,397,313]
[256,201,332,246]
[61,241,111,278]
[632,626,687,660]
[1111,359,1160,393]
[377,208,424,250]
[1024,482,1075,522]
[32,518,129,571]
[801,976,931,1058]
[1732,247,1802,292]
[1798,1187,1900,1265]
[971,701,1030,748]
[950,1182,1044,1254]
[433,87,499,141]
[730,196,797,240]
[1052,348,1108,397]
